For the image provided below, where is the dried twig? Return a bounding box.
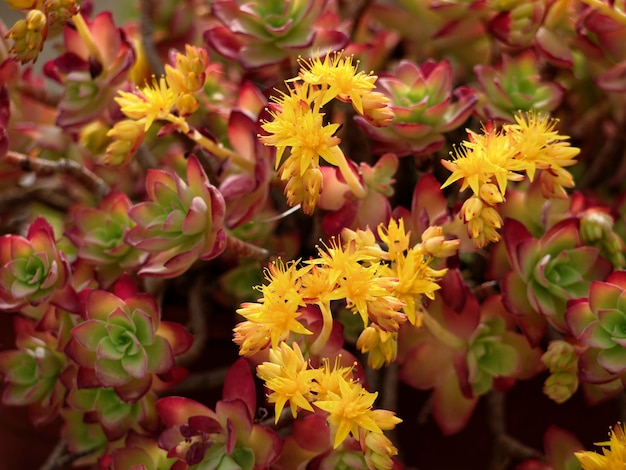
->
[4,151,110,201]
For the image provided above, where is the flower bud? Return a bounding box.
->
[541,340,578,372]
[479,183,504,205]
[480,206,503,229]
[175,92,199,116]
[105,119,146,166]
[543,371,578,404]
[44,0,79,27]
[461,196,483,222]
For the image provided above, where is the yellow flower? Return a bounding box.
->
[505,111,579,180]
[315,376,394,448]
[575,423,626,470]
[309,356,356,400]
[257,342,317,422]
[115,77,178,131]
[261,83,342,174]
[233,320,270,356]
[236,295,312,352]
[387,247,446,326]
[441,126,521,197]
[298,52,378,115]
[260,259,309,304]
[377,218,411,263]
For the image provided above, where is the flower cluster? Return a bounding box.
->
[107,45,209,165]
[260,51,394,214]
[257,342,402,467]
[5,0,626,468]
[441,111,579,248]
[235,217,458,366]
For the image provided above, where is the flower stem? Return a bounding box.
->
[166,115,255,172]
[332,146,367,199]
[310,301,333,355]
[71,14,104,68]
[421,310,465,350]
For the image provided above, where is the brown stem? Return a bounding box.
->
[349,0,374,40]
[176,275,208,368]
[140,0,165,77]
[225,233,271,262]
[4,151,110,200]
[487,391,545,469]
[160,367,230,395]
[417,393,433,425]
[135,143,159,169]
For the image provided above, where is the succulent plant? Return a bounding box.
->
[204,0,348,69]
[567,271,626,376]
[66,191,148,284]
[125,155,227,278]
[157,358,282,469]
[43,12,135,130]
[473,51,563,122]
[399,271,541,435]
[0,217,75,314]
[101,431,178,470]
[318,153,398,236]
[356,59,477,156]
[0,316,66,425]
[502,218,613,345]
[64,275,193,403]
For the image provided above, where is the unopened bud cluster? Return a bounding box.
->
[541,340,579,404]
[5,0,78,63]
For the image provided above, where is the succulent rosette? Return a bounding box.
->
[126,155,227,278]
[65,275,193,402]
[100,431,178,470]
[43,12,135,130]
[0,217,76,314]
[66,191,148,284]
[0,316,66,426]
[157,359,282,469]
[219,83,274,229]
[473,51,563,122]
[502,218,613,345]
[66,384,159,441]
[204,0,348,69]
[566,271,626,376]
[399,271,541,435]
[318,153,397,236]
[356,60,477,156]
[488,0,546,49]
